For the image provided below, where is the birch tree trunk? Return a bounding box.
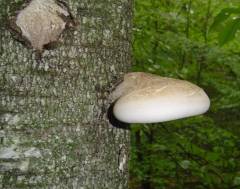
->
[0,0,133,188]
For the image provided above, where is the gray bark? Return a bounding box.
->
[0,0,132,188]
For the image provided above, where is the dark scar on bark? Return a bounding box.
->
[107,102,130,130]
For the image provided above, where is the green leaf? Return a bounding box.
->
[233,177,240,186]
[180,160,191,169]
[211,8,240,31]
[218,17,240,45]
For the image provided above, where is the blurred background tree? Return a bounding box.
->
[130,0,240,188]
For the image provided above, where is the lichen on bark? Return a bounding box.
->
[0,0,133,188]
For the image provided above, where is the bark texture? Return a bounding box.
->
[0,0,132,188]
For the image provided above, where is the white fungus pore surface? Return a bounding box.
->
[113,72,210,123]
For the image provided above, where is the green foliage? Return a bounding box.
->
[211,7,240,45]
[210,8,240,30]
[218,17,240,45]
[130,0,240,189]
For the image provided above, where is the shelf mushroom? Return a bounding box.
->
[110,72,210,123]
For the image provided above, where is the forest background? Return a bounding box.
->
[130,0,240,188]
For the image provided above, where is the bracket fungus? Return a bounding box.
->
[110,72,210,124]
[9,0,75,62]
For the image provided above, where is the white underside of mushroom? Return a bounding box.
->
[112,72,210,123]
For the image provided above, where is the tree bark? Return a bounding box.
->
[0,0,133,188]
